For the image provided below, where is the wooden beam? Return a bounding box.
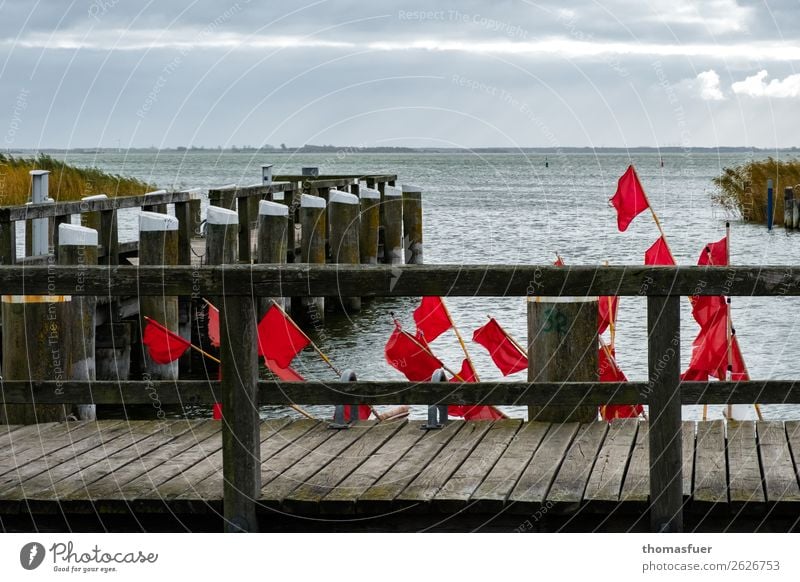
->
[647,295,683,533]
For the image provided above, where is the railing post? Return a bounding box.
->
[423,369,449,430]
[220,289,260,532]
[647,294,683,533]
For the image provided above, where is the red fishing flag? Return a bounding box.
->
[257,305,311,369]
[644,236,675,266]
[610,165,649,231]
[385,323,443,381]
[142,317,192,364]
[681,367,709,381]
[265,358,305,382]
[687,312,728,380]
[598,296,618,335]
[448,359,507,420]
[598,347,643,421]
[472,318,528,376]
[413,296,452,342]
[207,301,220,348]
[698,237,728,266]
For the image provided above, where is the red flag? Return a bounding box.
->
[610,165,649,232]
[687,312,728,379]
[344,405,372,422]
[598,347,643,420]
[644,236,675,266]
[690,295,726,329]
[207,302,220,348]
[257,305,311,368]
[413,296,452,342]
[681,367,709,381]
[598,296,618,335]
[698,237,727,266]
[472,318,528,376]
[265,358,305,382]
[554,256,565,267]
[142,318,191,364]
[448,359,507,420]
[385,324,443,381]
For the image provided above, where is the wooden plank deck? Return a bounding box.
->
[2,418,800,523]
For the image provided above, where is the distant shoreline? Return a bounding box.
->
[3,146,798,155]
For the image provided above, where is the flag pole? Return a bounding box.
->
[486,315,528,357]
[144,316,221,363]
[632,165,677,264]
[439,298,480,381]
[269,300,342,377]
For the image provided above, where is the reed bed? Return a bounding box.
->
[712,157,800,225]
[0,153,154,206]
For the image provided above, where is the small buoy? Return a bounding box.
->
[545,156,549,168]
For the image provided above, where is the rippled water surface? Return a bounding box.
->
[59,151,800,421]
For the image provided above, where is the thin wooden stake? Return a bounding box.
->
[440,298,480,381]
[269,299,341,377]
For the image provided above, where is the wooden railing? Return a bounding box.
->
[1,264,798,532]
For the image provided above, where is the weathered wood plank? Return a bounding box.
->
[71,420,222,502]
[693,420,727,505]
[682,421,695,498]
[2,264,799,298]
[785,421,800,499]
[584,419,639,502]
[620,422,649,502]
[727,421,764,505]
[0,422,66,455]
[397,421,493,504]
[4,380,800,406]
[261,422,377,503]
[758,421,800,503]
[320,421,427,513]
[468,421,550,511]
[151,419,298,502]
[434,419,522,510]
[508,422,580,506]
[35,421,192,502]
[547,422,609,504]
[0,421,128,490]
[282,421,404,512]
[359,421,463,509]
[5,422,162,501]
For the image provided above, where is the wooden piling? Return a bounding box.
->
[142,189,168,214]
[358,187,380,265]
[794,197,800,230]
[58,224,98,420]
[295,194,326,325]
[95,323,131,382]
[647,295,683,533]
[328,189,361,313]
[138,211,179,380]
[785,188,794,230]
[382,185,404,264]
[1,268,71,424]
[0,219,16,264]
[527,296,598,422]
[256,200,288,317]
[402,184,423,264]
[206,206,239,267]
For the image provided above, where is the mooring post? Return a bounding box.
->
[784,187,794,231]
[767,179,774,230]
[256,200,288,317]
[647,295,683,533]
[382,185,404,265]
[331,370,360,429]
[28,170,52,256]
[220,286,260,532]
[138,211,179,380]
[422,369,449,430]
[0,218,16,264]
[328,189,361,313]
[99,207,119,266]
[295,194,326,325]
[527,296,598,422]
[794,196,800,230]
[402,184,423,264]
[206,206,239,267]
[174,193,198,375]
[59,224,98,420]
[359,186,380,265]
[238,192,254,264]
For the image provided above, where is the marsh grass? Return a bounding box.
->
[713,157,800,225]
[0,153,154,206]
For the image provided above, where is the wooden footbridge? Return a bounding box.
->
[1,261,800,532]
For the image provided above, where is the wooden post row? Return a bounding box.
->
[257,200,288,317]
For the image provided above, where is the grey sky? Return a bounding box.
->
[1,0,798,148]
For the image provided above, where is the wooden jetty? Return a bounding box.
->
[1,264,800,532]
[1,417,799,532]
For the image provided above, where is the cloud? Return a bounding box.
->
[696,70,725,100]
[731,70,800,98]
